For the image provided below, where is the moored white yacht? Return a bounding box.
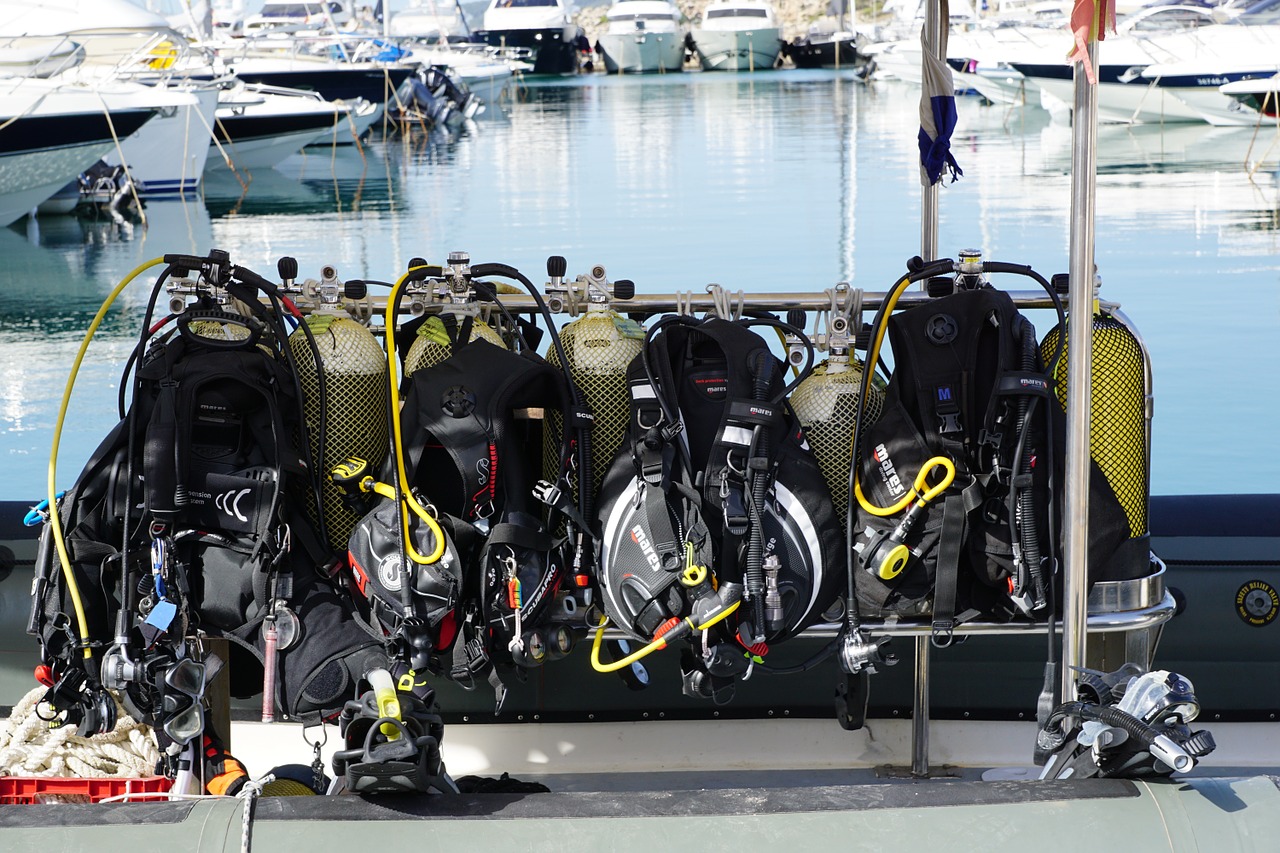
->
[597,0,687,75]
[0,77,158,225]
[209,42,417,109]
[387,0,472,41]
[241,0,355,35]
[474,0,582,75]
[0,2,224,196]
[690,0,782,72]
[1004,3,1229,123]
[1218,72,1280,124]
[207,82,354,171]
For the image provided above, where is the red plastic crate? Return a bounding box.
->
[0,775,172,804]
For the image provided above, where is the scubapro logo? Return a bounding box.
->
[215,488,251,523]
[378,554,403,593]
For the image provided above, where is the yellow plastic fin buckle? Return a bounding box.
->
[366,669,403,741]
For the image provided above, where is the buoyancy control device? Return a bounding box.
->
[848,253,1068,643]
[595,315,843,702]
[846,252,1152,652]
[347,255,594,708]
[30,251,386,752]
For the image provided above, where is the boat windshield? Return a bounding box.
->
[261,2,345,16]
[490,0,560,7]
[707,8,769,17]
[610,12,677,19]
[1238,0,1280,22]
[1119,6,1216,32]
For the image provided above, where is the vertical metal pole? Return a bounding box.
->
[911,636,931,777]
[1062,41,1099,704]
[910,0,945,779]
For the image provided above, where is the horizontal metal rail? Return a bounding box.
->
[600,591,1177,642]
[352,289,1067,316]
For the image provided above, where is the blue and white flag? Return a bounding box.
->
[918,0,963,186]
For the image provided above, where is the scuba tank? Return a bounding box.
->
[1040,280,1153,578]
[541,258,644,508]
[401,256,509,377]
[282,259,390,553]
[787,293,884,519]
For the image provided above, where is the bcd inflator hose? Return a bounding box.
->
[50,257,168,659]
[385,264,449,572]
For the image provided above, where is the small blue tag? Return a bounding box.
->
[145,600,178,632]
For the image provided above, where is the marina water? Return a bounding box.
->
[1,72,1278,502]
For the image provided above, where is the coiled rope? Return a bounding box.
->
[0,686,159,783]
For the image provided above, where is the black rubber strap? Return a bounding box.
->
[143,379,179,517]
[486,522,552,553]
[932,494,965,647]
[643,481,681,568]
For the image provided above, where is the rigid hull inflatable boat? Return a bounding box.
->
[3,0,1280,845]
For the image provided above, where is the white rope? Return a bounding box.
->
[240,774,274,853]
[0,686,160,783]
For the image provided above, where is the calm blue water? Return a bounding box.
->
[2,71,1278,501]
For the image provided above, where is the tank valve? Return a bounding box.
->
[277,256,299,293]
[446,251,471,296]
[955,249,986,291]
[315,264,342,305]
[546,255,569,312]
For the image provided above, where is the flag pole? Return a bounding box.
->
[911,0,948,779]
[920,0,943,264]
[1062,34,1100,705]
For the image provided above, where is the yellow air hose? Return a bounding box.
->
[855,456,956,518]
[589,600,740,674]
[49,257,167,658]
[384,266,446,565]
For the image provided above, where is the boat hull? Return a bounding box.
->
[692,27,781,71]
[103,86,219,197]
[955,66,1037,107]
[1013,64,1205,124]
[209,107,340,171]
[598,30,686,74]
[0,109,154,225]
[224,66,416,106]
[786,35,858,70]
[474,27,582,75]
[1,774,1279,849]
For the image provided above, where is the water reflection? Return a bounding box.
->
[0,78,1278,497]
[203,145,399,218]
